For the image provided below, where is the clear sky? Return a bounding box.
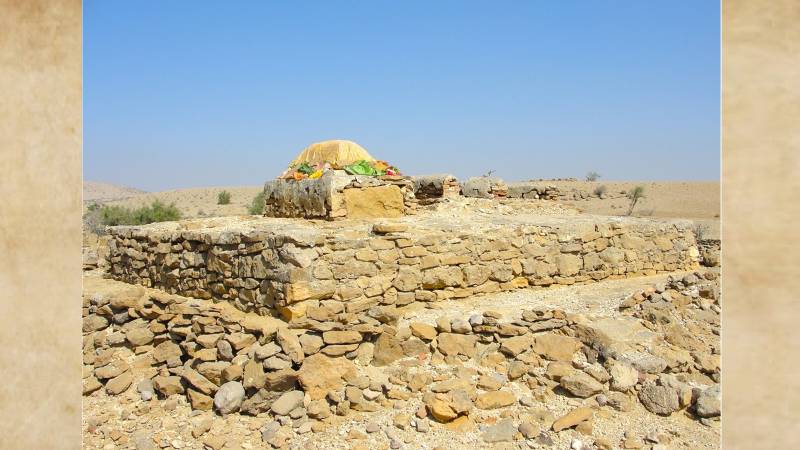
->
[85,1,719,191]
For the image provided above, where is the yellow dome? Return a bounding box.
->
[289,140,375,168]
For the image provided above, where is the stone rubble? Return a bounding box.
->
[83,265,720,449]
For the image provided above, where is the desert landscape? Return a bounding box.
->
[82,168,720,450]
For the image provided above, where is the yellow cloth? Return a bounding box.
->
[289,140,375,168]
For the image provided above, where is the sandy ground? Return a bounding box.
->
[91,180,719,226]
[84,181,146,203]
[98,186,262,218]
[538,181,719,239]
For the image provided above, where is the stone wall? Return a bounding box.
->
[262,171,417,220]
[83,271,720,427]
[107,217,700,321]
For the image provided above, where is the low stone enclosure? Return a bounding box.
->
[261,173,564,220]
[107,213,700,322]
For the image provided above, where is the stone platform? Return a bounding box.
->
[106,210,700,321]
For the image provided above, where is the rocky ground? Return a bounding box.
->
[82,182,720,449]
[82,268,720,450]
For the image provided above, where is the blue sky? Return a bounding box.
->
[85,1,719,191]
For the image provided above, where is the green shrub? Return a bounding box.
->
[693,223,710,240]
[585,171,601,182]
[98,200,182,226]
[626,186,646,216]
[593,185,608,197]
[217,190,231,205]
[248,191,266,215]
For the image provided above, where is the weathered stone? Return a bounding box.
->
[695,385,721,418]
[475,390,516,409]
[126,327,155,346]
[560,371,605,398]
[344,185,405,219]
[254,342,281,360]
[552,407,593,432]
[373,223,408,234]
[242,360,266,389]
[183,367,218,395]
[518,421,541,439]
[153,341,183,363]
[437,333,478,357]
[422,266,464,289]
[425,396,458,422]
[263,355,293,370]
[105,371,133,395]
[227,332,257,351]
[482,418,517,443]
[608,361,639,391]
[372,333,405,366]
[153,375,184,397]
[299,333,324,355]
[270,390,305,416]
[638,382,680,416]
[264,368,298,392]
[500,334,535,357]
[322,330,362,345]
[556,254,582,276]
[533,333,582,361]
[196,361,230,386]
[187,389,214,411]
[276,328,304,365]
[297,354,356,400]
[213,381,245,415]
[409,322,437,341]
[450,318,472,334]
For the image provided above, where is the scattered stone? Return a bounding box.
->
[533,333,582,361]
[608,361,639,391]
[560,371,604,398]
[271,390,305,416]
[297,353,356,400]
[475,390,516,409]
[410,322,437,341]
[518,421,541,439]
[137,378,154,401]
[552,407,593,432]
[695,385,721,418]
[638,382,680,416]
[105,371,133,395]
[372,333,405,366]
[482,418,517,443]
[213,381,245,415]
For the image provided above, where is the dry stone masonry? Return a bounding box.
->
[107,215,700,321]
[83,269,720,448]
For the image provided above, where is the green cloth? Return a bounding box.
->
[344,160,380,176]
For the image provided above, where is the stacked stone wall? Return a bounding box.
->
[107,219,700,320]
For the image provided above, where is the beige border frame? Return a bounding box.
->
[1,0,798,448]
[0,1,82,449]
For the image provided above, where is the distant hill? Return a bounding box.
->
[83,181,146,203]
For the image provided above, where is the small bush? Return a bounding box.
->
[98,200,182,226]
[593,185,608,197]
[626,186,646,216]
[585,171,601,182]
[83,202,104,234]
[248,191,266,215]
[693,223,710,240]
[217,190,231,205]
